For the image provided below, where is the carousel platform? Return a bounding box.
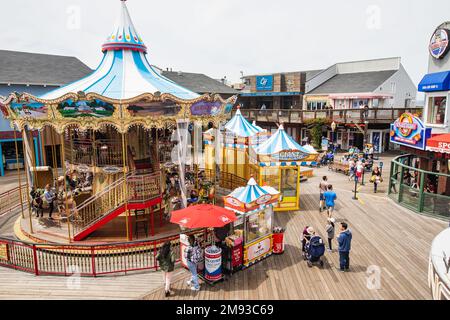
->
[15,213,181,245]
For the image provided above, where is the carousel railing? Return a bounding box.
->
[0,184,28,217]
[0,228,211,277]
[202,168,247,190]
[64,138,125,167]
[71,172,161,237]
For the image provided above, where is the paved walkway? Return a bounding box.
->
[0,153,447,300]
[144,159,447,300]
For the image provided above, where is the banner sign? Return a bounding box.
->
[256,75,273,91]
[190,101,222,116]
[271,150,309,162]
[244,235,272,266]
[390,113,431,150]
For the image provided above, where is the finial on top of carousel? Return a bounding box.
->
[247,177,257,186]
[102,0,147,53]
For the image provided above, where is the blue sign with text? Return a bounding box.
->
[256,76,273,91]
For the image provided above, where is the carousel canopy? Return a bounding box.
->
[39,0,199,101]
[225,108,263,138]
[254,124,312,155]
[227,177,278,204]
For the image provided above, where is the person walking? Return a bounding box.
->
[185,235,201,291]
[337,222,352,272]
[319,176,329,213]
[371,166,382,193]
[325,218,336,252]
[156,241,176,297]
[323,185,337,218]
[43,184,56,219]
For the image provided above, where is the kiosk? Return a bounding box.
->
[224,178,279,267]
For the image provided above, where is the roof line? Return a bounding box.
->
[0,81,63,87]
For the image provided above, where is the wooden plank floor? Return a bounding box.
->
[144,163,447,300]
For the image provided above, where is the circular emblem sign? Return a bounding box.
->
[395,113,417,137]
[429,28,450,59]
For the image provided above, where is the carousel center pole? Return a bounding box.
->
[60,130,71,242]
[121,131,131,241]
[13,127,25,219]
[19,128,33,234]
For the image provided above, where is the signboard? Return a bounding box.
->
[190,101,222,116]
[244,235,272,266]
[429,28,450,59]
[271,150,309,162]
[256,76,273,91]
[390,113,432,150]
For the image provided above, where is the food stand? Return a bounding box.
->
[251,125,316,212]
[224,178,280,268]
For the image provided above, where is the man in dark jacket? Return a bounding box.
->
[337,222,352,272]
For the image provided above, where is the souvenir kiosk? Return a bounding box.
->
[252,125,316,212]
[224,178,279,268]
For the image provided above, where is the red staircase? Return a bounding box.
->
[71,172,162,241]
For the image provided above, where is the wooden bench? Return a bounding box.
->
[328,162,350,175]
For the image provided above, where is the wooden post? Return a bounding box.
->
[19,129,33,234]
[121,132,131,241]
[60,130,71,242]
[13,128,25,219]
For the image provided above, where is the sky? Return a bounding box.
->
[1,0,450,95]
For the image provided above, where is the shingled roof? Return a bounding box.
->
[0,50,92,86]
[307,70,397,95]
[162,71,238,95]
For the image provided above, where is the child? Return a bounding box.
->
[325,218,336,252]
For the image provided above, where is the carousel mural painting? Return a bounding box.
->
[0,0,236,243]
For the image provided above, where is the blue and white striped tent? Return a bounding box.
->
[227,177,279,205]
[254,124,311,156]
[40,0,199,101]
[224,108,263,138]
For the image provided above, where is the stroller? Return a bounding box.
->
[304,235,325,268]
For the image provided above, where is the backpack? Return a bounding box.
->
[188,245,203,264]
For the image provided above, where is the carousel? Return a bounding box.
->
[0,0,236,243]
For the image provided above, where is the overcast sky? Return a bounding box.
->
[1,0,450,95]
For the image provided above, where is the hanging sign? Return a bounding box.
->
[256,76,273,91]
[429,28,450,59]
[390,113,431,150]
[102,166,122,174]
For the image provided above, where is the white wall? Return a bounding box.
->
[375,64,417,108]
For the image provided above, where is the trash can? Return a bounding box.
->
[204,246,222,282]
[272,233,285,254]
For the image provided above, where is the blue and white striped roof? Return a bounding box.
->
[254,124,311,155]
[224,108,263,138]
[40,0,199,101]
[227,177,279,204]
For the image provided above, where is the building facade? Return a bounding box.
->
[389,22,450,220]
[304,57,417,153]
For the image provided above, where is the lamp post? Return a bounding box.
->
[353,173,358,200]
[331,121,336,145]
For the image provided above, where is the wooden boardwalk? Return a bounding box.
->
[144,165,447,300]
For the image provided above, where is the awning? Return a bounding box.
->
[426,133,450,154]
[418,71,450,92]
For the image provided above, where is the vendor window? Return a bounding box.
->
[427,96,447,125]
[245,209,272,243]
[280,168,298,199]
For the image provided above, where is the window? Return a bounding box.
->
[245,208,273,243]
[427,96,447,125]
[372,99,380,108]
[352,99,369,108]
[391,82,396,94]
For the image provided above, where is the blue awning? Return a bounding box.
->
[418,71,450,92]
[239,92,303,97]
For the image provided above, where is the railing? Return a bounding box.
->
[234,107,423,124]
[0,185,28,217]
[64,139,124,167]
[72,172,161,237]
[388,154,450,221]
[202,168,247,190]
[0,228,211,277]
